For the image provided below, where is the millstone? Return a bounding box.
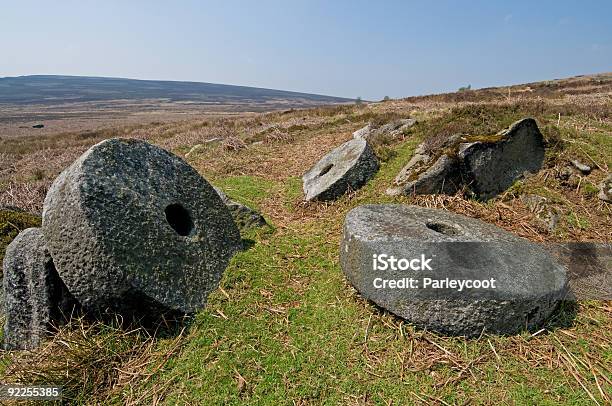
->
[340,204,568,337]
[2,228,76,350]
[389,118,545,200]
[303,138,379,201]
[42,138,241,316]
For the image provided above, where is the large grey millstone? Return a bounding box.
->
[340,205,568,337]
[303,138,379,201]
[42,138,241,316]
[2,228,76,350]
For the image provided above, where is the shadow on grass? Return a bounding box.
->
[241,238,256,251]
[542,300,579,331]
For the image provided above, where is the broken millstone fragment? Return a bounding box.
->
[214,187,267,230]
[1,208,42,276]
[42,138,242,317]
[389,118,545,200]
[340,204,568,337]
[387,134,463,196]
[458,118,545,199]
[2,228,76,350]
[303,138,379,201]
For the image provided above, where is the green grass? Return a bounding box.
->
[114,220,609,404]
[581,181,600,197]
[107,132,609,404]
[213,175,278,211]
[566,212,591,230]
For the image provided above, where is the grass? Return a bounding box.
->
[94,216,610,404]
[0,73,610,404]
[213,175,278,211]
[1,316,186,404]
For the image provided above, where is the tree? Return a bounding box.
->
[355,97,363,105]
[458,84,472,92]
[383,96,390,101]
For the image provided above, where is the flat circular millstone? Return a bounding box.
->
[303,138,379,201]
[42,138,241,315]
[340,204,568,337]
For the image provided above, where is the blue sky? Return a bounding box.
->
[2,1,611,99]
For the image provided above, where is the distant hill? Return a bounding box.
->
[0,75,353,106]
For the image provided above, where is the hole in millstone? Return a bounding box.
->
[165,203,194,236]
[426,222,460,236]
[319,163,334,176]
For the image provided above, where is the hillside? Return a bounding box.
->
[0,75,354,138]
[0,73,611,404]
[0,75,353,106]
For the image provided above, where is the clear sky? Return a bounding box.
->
[2,0,611,100]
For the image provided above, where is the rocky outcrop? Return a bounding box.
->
[42,138,242,317]
[389,118,545,200]
[303,138,379,201]
[340,204,568,337]
[353,119,416,142]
